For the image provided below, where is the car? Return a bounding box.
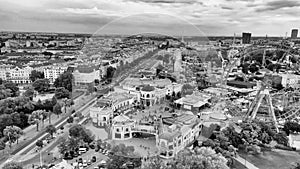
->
[79,148,87,154]
[89,144,95,149]
[87,160,92,165]
[83,163,87,167]
[78,158,83,163]
[91,156,97,162]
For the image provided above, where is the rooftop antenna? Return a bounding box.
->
[233,33,236,46]
[285,32,288,39]
[181,30,185,43]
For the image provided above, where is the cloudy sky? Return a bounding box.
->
[0,0,299,36]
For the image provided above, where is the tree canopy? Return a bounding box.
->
[29,70,44,82]
[54,87,70,99]
[3,162,23,169]
[32,79,50,93]
[54,71,73,92]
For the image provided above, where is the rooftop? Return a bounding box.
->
[141,85,155,92]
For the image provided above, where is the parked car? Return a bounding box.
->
[78,158,83,164]
[79,148,87,154]
[89,144,95,149]
[91,156,97,162]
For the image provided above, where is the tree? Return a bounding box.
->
[94,79,100,85]
[167,147,229,169]
[54,87,70,99]
[54,71,73,92]
[0,138,6,153]
[3,82,19,97]
[36,139,43,148]
[3,162,23,169]
[87,83,95,94]
[69,124,95,143]
[58,137,81,155]
[67,116,74,123]
[45,125,56,138]
[273,132,289,146]
[28,110,44,131]
[32,79,50,93]
[0,87,12,100]
[3,126,24,147]
[142,155,165,169]
[29,70,44,82]
[23,87,35,100]
[106,66,116,79]
[53,103,62,118]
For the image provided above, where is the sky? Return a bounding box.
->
[0,0,299,36]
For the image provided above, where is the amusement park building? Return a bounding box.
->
[90,106,113,127]
[157,112,202,158]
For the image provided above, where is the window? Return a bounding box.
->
[147,94,150,98]
[103,117,107,121]
[125,128,129,132]
[115,133,121,138]
[116,128,120,132]
[124,133,130,138]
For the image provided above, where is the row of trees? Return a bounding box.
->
[141,147,229,169]
[203,120,289,159]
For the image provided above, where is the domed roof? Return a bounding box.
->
[141,85,155,92]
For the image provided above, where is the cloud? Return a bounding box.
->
[256,0,300,12]
[125,0,202,5]
[221,6,234,10]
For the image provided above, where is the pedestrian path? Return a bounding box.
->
[234,155,260,169]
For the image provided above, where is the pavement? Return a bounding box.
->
[234,155,260,169]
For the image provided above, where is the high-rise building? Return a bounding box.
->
[242,32,251,44]
[291,29,298,39]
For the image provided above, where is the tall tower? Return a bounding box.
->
[242,32,251,44]
[291,29,298,39]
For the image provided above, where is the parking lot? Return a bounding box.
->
[67,147,110,169]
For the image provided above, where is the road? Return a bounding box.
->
[1,97,97,168]
[1,48,160,167]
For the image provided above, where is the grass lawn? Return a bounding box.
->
[239,149,300,169]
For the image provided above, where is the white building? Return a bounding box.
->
[111,114,136,140]
[73,65,101,86]
[43,66,68,84]
[157,112,202,158]
[90,106,113,127]
[0,65,12,81]
[98,92,137,112]
[7,66,33,84]
[281,74,300,88]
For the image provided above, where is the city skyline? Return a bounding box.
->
[0,0,300,36]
